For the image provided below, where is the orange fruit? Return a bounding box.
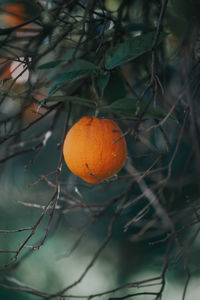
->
[63,116,127,183]
[1,3,40,38]
[2,3,26,27]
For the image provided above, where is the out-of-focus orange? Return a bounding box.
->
[0,57,29,89]
[21,98,48,125]
[0,58,47,124]
[1,3,27,27]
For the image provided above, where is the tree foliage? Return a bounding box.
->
[0,0,200,299]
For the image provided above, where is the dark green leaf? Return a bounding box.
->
[46,95,96,107]
[104,98,170,120]
[47,83,63,97]
[36,99,46,113]
[52,59,98,84]
[106,98,138,112]
[38,48,82,69]
[105,31,166,70]
[63,48,82,61]
[104,72,126,102]
[97,71,110,89]
[38,60,64,69]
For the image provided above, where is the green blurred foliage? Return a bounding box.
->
[0,0,200,299]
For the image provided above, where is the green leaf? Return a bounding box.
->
[38,48,82,69]
[104,72,126,101]
[47,83,63,97]
[36,99,46,113]
[104,98,169,120]
[52,59,98,84]
[63,48,82,61]
[97,71,110,89]
[105,31,166,70]
[38,60,63,69]
[106,98,138,111]
[47,59,98,97]
[46,95,96,107]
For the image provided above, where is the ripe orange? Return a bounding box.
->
[63,116,127,183]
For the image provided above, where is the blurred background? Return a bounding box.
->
[0,0,200,299]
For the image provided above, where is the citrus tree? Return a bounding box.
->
[0,0,200,299]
